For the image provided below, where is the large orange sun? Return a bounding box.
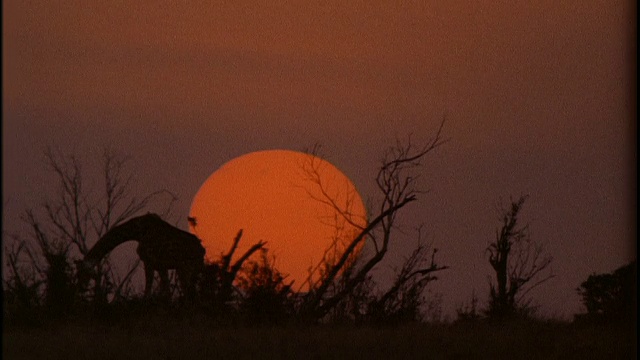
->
[189,150,368,290]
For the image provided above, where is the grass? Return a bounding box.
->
[3,318,636,360]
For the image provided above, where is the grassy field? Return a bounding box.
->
[3,318,636,360]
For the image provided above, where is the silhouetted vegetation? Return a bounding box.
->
[3,241,43,325]
[298,121,449,322]
[455,290,482,323]
[576,260,637,325]
[3,148,176,325]
[328,243,446,325]
[236,249,295,324]
[3,129,453,326]
[485,195,553,320]
[3,134,636,359]
[193,229,267,317]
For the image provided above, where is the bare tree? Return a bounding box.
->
[485,195,553,319]
[299,120,449,321]
[7,147,177,306]
[40,148,177,255]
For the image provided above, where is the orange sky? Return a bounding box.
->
[3,1,635,319]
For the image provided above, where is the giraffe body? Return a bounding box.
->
[80,213,205,299]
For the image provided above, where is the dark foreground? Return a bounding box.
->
[3,319,636,359]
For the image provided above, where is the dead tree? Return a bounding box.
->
[300,120,449,321]
[11,148,176,305]
[486,195,553,319]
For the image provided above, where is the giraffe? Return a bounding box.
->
[77,213,206,300]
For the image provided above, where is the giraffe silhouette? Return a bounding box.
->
[77,213,206,300]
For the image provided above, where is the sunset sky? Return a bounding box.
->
[3,1,635,319]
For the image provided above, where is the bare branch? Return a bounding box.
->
[15,147,179,303]
[221,229,244,273]
[229,240,267,280]
[301,119,447,320]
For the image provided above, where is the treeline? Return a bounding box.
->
[4,217,635,328]
[3,124,636,328]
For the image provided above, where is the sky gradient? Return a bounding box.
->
[3,1,636,319]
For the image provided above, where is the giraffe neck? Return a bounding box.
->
[84,215,151,266]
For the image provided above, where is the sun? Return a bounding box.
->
[189,149,368,290]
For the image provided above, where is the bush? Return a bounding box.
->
[576,260,637,325]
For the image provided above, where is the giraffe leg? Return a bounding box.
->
[159,269,170,300]
[143,262,154,299]
[178,268,196,302]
